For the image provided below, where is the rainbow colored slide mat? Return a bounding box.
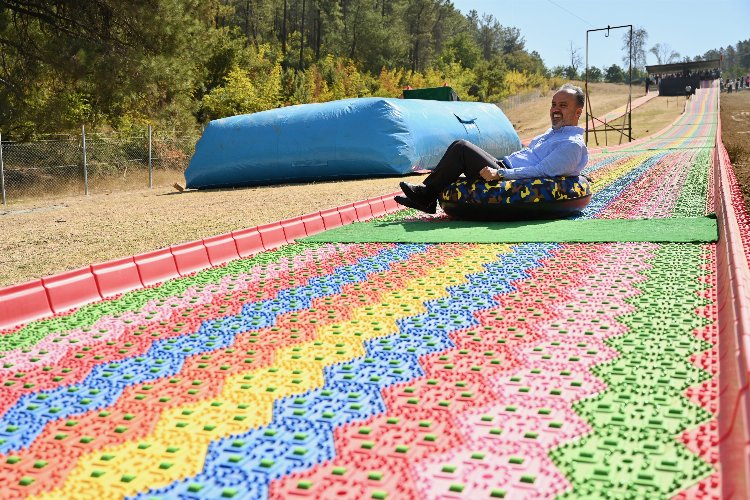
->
[0,87,722,499]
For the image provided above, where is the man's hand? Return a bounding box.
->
[480,166,502,181]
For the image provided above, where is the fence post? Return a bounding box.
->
[82,124,89,195]
[0,132,6,206]
[148,125,153,189]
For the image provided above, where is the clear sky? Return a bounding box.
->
[450,0,749,71]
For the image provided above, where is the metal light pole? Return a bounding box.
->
[82,125,89,195]
[0,132,6,206]
[585,24,633,145]
[148,125,153,190]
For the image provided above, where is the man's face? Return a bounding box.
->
[550,90,582,129]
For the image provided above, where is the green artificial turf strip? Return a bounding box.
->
[302,215,717,243]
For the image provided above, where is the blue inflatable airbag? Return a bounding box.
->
[185,97,521,188]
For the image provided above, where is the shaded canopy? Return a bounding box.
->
[646,59,721,74]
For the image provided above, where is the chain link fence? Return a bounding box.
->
[497,88,551,112]
[0,127,201,205]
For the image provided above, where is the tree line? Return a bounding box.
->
[0,0,554,139]
[699,39,750,78]
[4,2,713,140]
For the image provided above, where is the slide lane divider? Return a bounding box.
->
[714,110,750,500]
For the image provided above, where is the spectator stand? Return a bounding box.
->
[646,59,722,96]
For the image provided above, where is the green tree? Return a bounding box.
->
[0,0,240,137]
[0,0,550,135]
[473,56,509,102]
[586,66,603,82]
[605,64,626,83]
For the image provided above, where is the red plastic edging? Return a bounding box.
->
[338,203,358,225]
[715,108,750,500]
[257,222,288,250]
[92,256,144,298]
[204,233,241,267]
[301,212,326,237]
[280,216,308,242]
[0,280,53,331]
[320,208,343,230]
[134,248,180,286]
[353,200,374,221]
[42,268,102,314]
[232,228,265,258]
[170,241,211,276]
[381,193,401,213]
[369,197,387,217]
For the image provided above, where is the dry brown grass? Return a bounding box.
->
[585,94,686,147]
[1,85,692,287]
[0,175,424,287]
[503,81,647,139]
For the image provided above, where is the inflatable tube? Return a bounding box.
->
[185,97,520,189]
[439,176,592,221]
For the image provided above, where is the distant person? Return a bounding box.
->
[685,84,692,99]
[394,83,588,214]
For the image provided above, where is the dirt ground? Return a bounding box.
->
[719,90,750,212]
[0,85,729,288]
[0,176,425,287]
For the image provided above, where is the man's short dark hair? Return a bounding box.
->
[558,83,585,108]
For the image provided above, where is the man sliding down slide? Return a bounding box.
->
[395,83,589,214]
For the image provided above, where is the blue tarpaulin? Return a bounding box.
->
[185,97,521,189]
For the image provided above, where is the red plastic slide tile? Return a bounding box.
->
[338,203,358,225]
[203,233,240,266]
[170,241,211,276]
[257,222,288,250]
[42,268,102,313]
[0,280,53,330]
[91,256,143,298]
[281,216,308,242]
[320,208,343,230]
[301,212,326,236]
[134,248,180,286]
[232,228,265,257]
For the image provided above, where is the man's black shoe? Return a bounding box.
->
[399,182,436,205]
[394,195,437,214]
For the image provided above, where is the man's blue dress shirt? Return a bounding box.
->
[500,125,588,180]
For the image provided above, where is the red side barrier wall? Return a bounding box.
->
[134,248,180,286]
[203,234,240,267]
[0,192,401,331]
[91,256,144,298]
[715,112,750,500]
[0,281,53,330]
[42,268,102,313]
